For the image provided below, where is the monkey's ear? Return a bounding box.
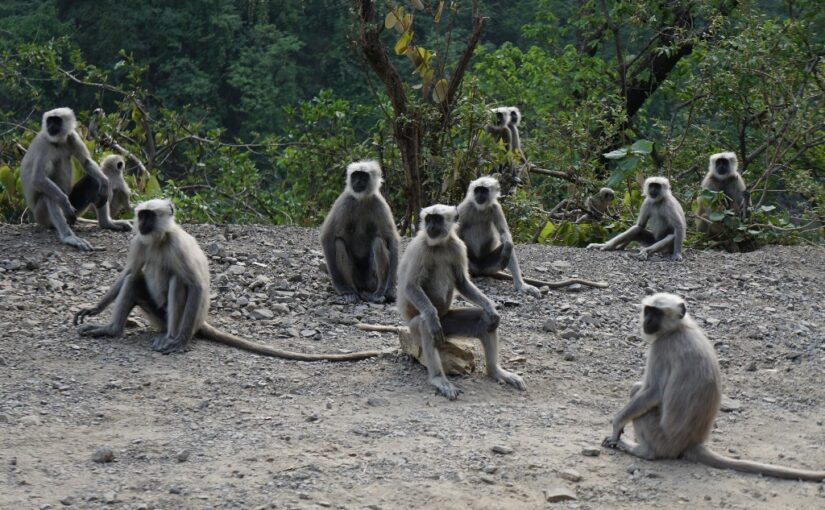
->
[677,302,686,318]
[168,201,175,216]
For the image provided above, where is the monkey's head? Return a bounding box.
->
[346,160,382,198]
[42,107,76,143]
[135,199,176,239]
[467,176,500,209]
[508,107,521,127]
[709,151,738,179]
[101,155,126,178]
[491,107,509,127]
[643,177,671,202]
[640,293,688,339]
[420,204,458,245]
[598,187,615,202]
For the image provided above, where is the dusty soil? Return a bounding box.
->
[1,223,823,510]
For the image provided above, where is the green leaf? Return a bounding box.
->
[145,175,162,195]
[603,148,628,159]
[0,166,15,191]
[434,1,444,22]
[708,212,726,222]
[411,0,425,10]
[394,31,413,56]
[630,139,653,155]
[538,221,555,243]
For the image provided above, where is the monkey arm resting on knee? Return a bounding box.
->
[404,283,445,345]
[455,275,499,330]
[607,388,660,441]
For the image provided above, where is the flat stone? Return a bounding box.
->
[250,308,274,320]
[558,468,582,482]
[581,446,600,457]
[720,396,743,412]
[544,487,577,503]
[491,445,514,455]
[92,447,115,463]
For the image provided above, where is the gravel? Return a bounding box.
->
[1,223,823,509]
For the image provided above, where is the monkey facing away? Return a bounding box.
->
[697,151,748,233]
[21,108,130,251]
[320,160,400,304]
[457,176,541,298]
[74,199,383,362]
[397,204,526,400]
[603,293,825,482]
[587,177,686,261]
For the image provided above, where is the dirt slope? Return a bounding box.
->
[1,223,823,509]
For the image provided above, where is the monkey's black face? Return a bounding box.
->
[495,112,505,125]
[715,158,730,176]
[46,116,63,137]
[647,183,662,199]
[425,214,448,239]
[643,306,663,335]
[137,210,157,235]
[510,112,518,125]
[474,186,490,205]
[350,171,370,193]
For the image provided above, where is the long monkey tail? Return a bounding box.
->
[355,323,405,333]
[489,271,609,289]
[685,444,825,482]
[198,323,386,362]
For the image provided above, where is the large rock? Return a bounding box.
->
[397,327,475,375]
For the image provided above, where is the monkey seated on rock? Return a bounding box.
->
[603,293,825,481]
[320,160,400,304]
[74,199,383,362]
[587,177,686,261]
[457,176,541,298]
[21,107,131,251]
[397,204,527,400]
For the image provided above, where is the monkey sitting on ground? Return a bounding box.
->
[587,177,686,261]
[75,155,133,221]
[74,199,382,362]
[320,160,400,304]
[697,151,748,233]
[20,108,130,251]
[603,293,825,482]
[397,204,526,400]
[457,176,541,298]
[576,187,615,223]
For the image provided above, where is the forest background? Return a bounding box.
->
[0,0,822,248]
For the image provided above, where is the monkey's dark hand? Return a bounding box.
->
[500,241,514,269]
[74,306,101,325]
[483,309,500,332]
[95,178,110,205]
[61,200,78,225]
[602,436,621,449]
[425,313,445,346]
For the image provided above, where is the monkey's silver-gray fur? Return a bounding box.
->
[397,204,526,400]
[697,151,748,233]
[21,107,129,250]
[603,293,825,482]
[457,176,540,298]
[320,160,400,304]
[75,155,133,223]
[577,187,615,222]
[74,199,382,362]
[587,177,686,261]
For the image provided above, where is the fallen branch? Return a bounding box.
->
[488,272,609,290]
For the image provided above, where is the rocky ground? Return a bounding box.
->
[0,223,823,510]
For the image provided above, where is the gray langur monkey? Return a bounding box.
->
[484,107,513,151]
[587,177,686,262]
[75,155,133,222]
[603,293,825,482]
[74,199,383,362]
[577,187,615,222]
[397,204,526,400]
[320,160,400,304]
[457,176,541,298]
[20,107,130,251]
[506,107,522,156]
[697,151,748,233]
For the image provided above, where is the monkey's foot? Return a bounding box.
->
[61,235,95,251]
[102,220,132,232]
[383,290,397,304]
[365,292,387,304]
[77,324,117,337]
[517,284,542,299]
[490,368,527,391]
[586,243,606,250]
[429,376,460,400]
[151,335,187,354]
[74,307,101,325]
[636,249,650,260]
[339,293,360,304]
[671,253,684,262]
